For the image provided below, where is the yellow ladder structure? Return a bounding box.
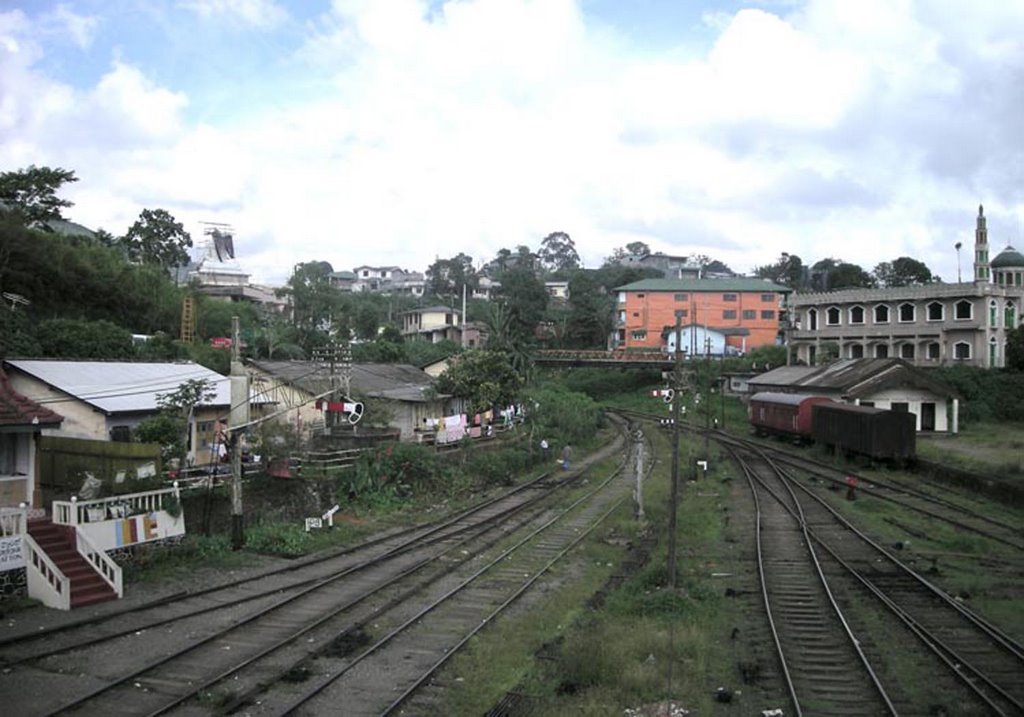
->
[180,295,196,344]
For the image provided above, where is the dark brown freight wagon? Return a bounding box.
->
[811,402,916,464]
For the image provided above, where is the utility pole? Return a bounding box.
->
[667,315,683,589]
[229,316,249,550]
[704,335,712,461]
[633,428,645,521]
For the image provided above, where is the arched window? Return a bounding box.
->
[954,341,971,360]
[849,305,865,324]
[989,336,998,367]
[849,344,864,359]
[827,306,841,326]
[807,308,818,331]
[989,300,998,326]
[873,304,890,323]
[926,301,944,321]
[900,344,915,359]
[954,300,972,320]
[874,344,889,358]
[1005,301,1017,329]
[898,303,915,322]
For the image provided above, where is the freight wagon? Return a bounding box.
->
[748,393,835,440]
[810,402,916,464]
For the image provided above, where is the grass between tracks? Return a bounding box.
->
[436,425,742,715]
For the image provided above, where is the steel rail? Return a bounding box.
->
[278,454,631,715]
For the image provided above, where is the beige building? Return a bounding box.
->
[787,206,1023,368]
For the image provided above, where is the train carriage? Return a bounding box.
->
[748,392,835,439]
[811,402,916,463]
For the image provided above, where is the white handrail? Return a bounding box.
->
[53,487,179,526]
[75,528,123,598]
[0,507,26,537]
[23,533,70,611]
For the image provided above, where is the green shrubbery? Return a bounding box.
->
[931,366,1024,423]
[524,385,604,447]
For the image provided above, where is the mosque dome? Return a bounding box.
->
[991,245,1024,269]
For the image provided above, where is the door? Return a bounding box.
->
[921,402,936,431]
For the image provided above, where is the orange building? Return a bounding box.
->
[613,278,791,354]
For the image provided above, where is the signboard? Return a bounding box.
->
[0,536,25,570]
[210,337,233,349]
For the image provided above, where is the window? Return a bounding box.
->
[891,402,909,413]
[0,434,17,474]
[742,310,756,320]
[990,300,998,326]
[955,300,972,320]
[675,309,689,318]
[1006,302,1017,329]
[362,270,369,277]
[859,401,875,408]
[637,293,645,298]
[927,302,944,321]
[723,293,737,302]
[632,312,640,318]
[723,310,737,319]
[898,303,915,322]
[989,337,998,366]
[761,310,776,320]
[761,293,775,302]
[826,307,841,325]
[927,342,940,360]
[807,308,818,330]
[954,341,971,360]
[874,344,889,358]
[674,293,689,301]
[618,311,626,323]
[631,330,647,340]
[849,344,864,358]
[849,306,865,324]
[900,344,915,359]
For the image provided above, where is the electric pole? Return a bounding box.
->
[633,428,645,521]
[667,315,683,589]
[229,316,249,550]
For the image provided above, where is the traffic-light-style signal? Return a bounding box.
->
[649,388,674,403]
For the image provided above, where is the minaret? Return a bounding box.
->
[974,204,990,283]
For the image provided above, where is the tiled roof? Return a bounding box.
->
[749,358,958,399]
[614,278,790,293]
[0,370,64,428]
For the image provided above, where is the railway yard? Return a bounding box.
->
[1,411,1022,716]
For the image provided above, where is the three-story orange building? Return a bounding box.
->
[613,278,790,354]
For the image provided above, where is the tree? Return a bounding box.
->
[434,349,522,416]
[279,260,341,350]
[564,271,613,348]
[538,231,580,273]
[155,378,217,470]
[425,253,477,299]
[810,258,874,291]
[1007,326,1024,372]
[754,253,805,289]
[35,318,135,358]
[122,208,193,270]
[873,257,937,288]
[0,165,78,223]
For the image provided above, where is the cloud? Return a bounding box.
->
[1,1,1022,287]
[177,0,288,28]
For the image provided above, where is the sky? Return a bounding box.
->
[2,0,1022,286]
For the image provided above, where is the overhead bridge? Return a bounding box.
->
[534,350,675,369]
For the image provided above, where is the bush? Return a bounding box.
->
[931,366,1024,423]
[524,385,603,447]
[343,443,447,501]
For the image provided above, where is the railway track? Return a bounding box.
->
[731,441,1024,715]
[0,420,635,716]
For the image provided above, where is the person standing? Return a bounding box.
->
[540,438,550,461]
[561,443,572,470]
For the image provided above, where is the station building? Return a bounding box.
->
[786,206,1024,368]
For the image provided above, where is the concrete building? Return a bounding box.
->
[786,206,1024,368]
[613,278,791,354]
[398,306,462,343]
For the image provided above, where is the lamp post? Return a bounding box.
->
[955,242,963,283]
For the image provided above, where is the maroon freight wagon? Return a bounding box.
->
[748,392,835,440]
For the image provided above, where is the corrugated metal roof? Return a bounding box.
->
[748,358,957,399]
[249,360,443,403]
[4,360,236,415]
[614,278,790,293]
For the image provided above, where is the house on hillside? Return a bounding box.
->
[746,358,960,433]
[0,370,64,508]
[399,306,462,343]
[2,360,267,467]
[614,278,790,354]
[247,360,458,441]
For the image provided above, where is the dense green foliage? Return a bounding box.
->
[0,165,78,222]
[931,365,1024,422]
[524,385,603,447]
[36,318,135,358]
[434,349,523,415]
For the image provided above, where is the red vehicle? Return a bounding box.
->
[748,392,835,439]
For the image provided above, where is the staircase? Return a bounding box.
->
[27,517,118,608]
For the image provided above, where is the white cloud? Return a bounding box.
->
[177,0,288,28]
[2,1,1022,286]
[49,4,100,48]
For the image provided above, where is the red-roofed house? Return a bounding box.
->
[0,370,63,508]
